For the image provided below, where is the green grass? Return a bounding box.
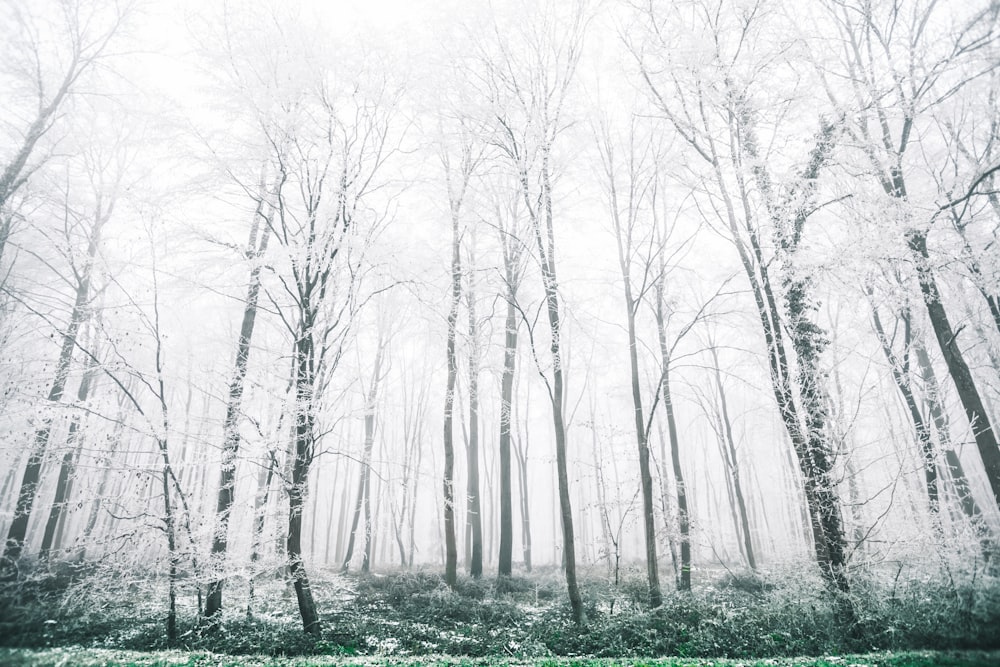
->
[2,648,1000,667]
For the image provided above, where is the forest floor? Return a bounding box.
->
[1,562,998,661]
[2,648,1000,667]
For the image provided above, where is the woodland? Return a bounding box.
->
[1,0,1000,663]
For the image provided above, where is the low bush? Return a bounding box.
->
[1,560,998,658]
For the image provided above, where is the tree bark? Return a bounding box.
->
[247,450,276,620]
[906,229,1000,511]
[531,152,585,624]
[442,174,462,588]
[612,212,662,606]
[709,346,757,569]
[2,196,109,574]
[288,333,321,635]
[466,244,483,578]
[868,299,939,513]
[913,340,986,525]
[39,354,99,561]
[204,201,271,621]
[498,287,518,577]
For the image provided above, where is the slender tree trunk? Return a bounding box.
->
[204,209,270,621]
[362,434,373,574]
[466,247,483,578]
[913,340,986,525]
[655,280,691,591]
[656,425,680,585]
[2,199,109,574]
[906,229,1000,511]
[341,458,367,571]
[247,450,275,620]
[622,279,662,605]
[498,279,518,578]
[160,453,178,642]
[709,346,757,569]
[530,153,585,624]
[442,188,462,588]
[408,426,422,568]
[868,299,939,513]
[38,355,98,561]
[288,332,320,635]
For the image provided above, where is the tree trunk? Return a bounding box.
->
[913,340,986,525]
[623,279,662,605]
[531,153,585,624]
[709,346,757,569]
[2,199,108,574]
[655,281,691,591]
[161,453,178,642]
[288,333,321,635]
[442,190,461,588]
[38,355,98,562]
[906,229,1000,511]
[204,209,270,621]
[247,450,275,620]
[498,282,518,578]
[868,299,939,513]
[466,247,483,578]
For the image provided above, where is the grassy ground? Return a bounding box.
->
[1,562,998,660]
[2,648,1000,667]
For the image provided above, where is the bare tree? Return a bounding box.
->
[1,145,121,574]
[634,3,853,603]
[0,0,133,269]
[440,127,479,587]
[203,176,273,622]
[597,117,663,606]
[484,1,590,624]
[819,0,1000,511]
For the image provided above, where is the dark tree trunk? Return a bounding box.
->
[868,300,939,512]
[654,274,691,591]
[38,358,99,563]
[39,353,98,561]
[466,253,483,578]
[442,189,461,588]
[288,334,321,635]
[709,346,757,569]
[204,208,271,622]
[906,229,1000,511]
[161,458,178,642]
[913,340,986,525]
[2,199,108,574]
[530,154,585,624]
[498,290,518,577]
[247,451,276,620]
[622,273,662,605]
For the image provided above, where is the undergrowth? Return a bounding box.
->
[0,560,997,659]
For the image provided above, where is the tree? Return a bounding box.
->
[494,189,527,579]
[440,128,479,587]
[0,0,133,270]
[634,1,853,602]
[1,144,120,574]
[818,0,1000,512]
[597,117,663,606]
[342,329,387,574]
[484,0,590,624]
[464,224,484,578]
[38,334,101,562]
[204,176,273,622]
[262,73,397,633]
